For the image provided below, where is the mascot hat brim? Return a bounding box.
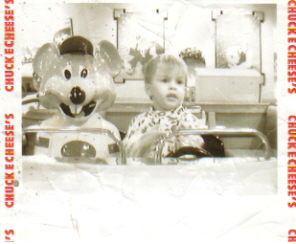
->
[59,36,93,56]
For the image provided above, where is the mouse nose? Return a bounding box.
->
[70,86,86,104]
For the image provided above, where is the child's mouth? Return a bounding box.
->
[60,100,96,118]
[166,93,178,101]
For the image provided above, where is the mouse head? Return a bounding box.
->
[33,36,122,121]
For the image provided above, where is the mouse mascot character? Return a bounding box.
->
[31,35,122,163]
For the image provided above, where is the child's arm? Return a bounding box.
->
[180,108,207,129]
[177,109,207,149]
[128,129,165,157]
[123,113,164,158]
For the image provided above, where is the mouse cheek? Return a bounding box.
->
[42,77,68,104]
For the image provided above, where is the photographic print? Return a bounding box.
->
[0,1,294,244]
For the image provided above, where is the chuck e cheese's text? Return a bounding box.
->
[4,113,15,208]
[288,115,296,208]
[4,0,15,92]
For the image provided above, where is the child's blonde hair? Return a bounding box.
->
[143,54,188,84]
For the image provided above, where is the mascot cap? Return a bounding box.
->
[59,35,93,56]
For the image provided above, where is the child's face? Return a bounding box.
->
[146,62,186,111]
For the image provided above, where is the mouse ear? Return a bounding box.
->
[32,43,59,92]
[95,40,123,78]
[33,43,59,81]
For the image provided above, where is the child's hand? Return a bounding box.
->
[129,129,165,158]
[178,134,205,149]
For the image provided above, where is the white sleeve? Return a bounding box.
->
[180,109,207,129]
[123,113,148,155]
[177,109,207,148]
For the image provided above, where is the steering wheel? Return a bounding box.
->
[165,135,225,160]
[166,146,213,160]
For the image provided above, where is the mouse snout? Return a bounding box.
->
[70,86,86,104]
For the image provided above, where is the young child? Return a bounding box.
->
[124,54,207,159]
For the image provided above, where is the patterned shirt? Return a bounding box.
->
[124,105,207,158]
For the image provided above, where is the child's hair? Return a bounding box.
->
[143,54,188,84]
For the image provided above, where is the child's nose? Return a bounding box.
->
[169,80,177,89]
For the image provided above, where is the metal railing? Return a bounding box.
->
[24,127,271,165]
[155,128,271,164]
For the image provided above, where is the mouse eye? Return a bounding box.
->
[81,68,88,78]
[64,69,71,80]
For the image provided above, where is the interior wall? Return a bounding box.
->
[21,2,276,103]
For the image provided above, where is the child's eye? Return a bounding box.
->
[177,80,184,85]
[81,68,88,78]
[161,78,169,83]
